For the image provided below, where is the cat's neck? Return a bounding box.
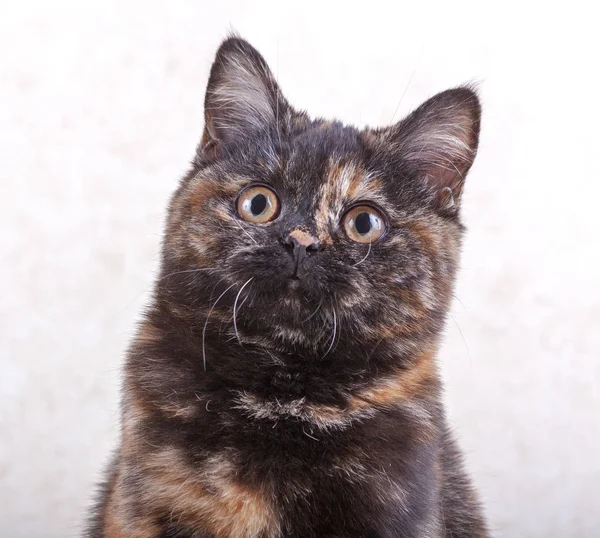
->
[125,305,443,424]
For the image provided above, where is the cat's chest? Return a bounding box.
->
[142,440,436,538]
[123,392,439,538]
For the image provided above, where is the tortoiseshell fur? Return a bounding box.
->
[87,37,488,538]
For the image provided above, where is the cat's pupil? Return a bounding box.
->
[355,212,372,235]
[251,194,268,215]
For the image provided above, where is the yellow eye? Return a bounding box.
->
[236,185,280,224]
[342,205,386,243]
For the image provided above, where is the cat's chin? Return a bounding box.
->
[281,276,324,305]
[286,276,302,291]
[244,276,327,325]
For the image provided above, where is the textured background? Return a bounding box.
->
[1,1,599,537]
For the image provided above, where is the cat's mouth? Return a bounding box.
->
[286,276,302,290]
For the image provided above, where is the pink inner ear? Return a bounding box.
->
[422,146,471,199]
[389,87,481,204]
[202,38,287,145]
[412,114,478,197]
[433,186,456,211]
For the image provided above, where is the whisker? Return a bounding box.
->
[364,336,386,365]
[452,294,467,312]
[302,299,323,323]
[237,293,251,312]
[321,308,338,359]
[275,36,282,148]
[448,312,472,367]
[159,268,216,282]
[352,241,372,267]
[233,277,254,345]
[232,219,259,245]
[303,428,319,441]
[202,282,237,371]
[390,45,424,124]
[265,349,284,366]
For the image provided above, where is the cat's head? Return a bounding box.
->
[157,37,480,366]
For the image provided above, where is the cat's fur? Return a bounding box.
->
[87,37,488,538]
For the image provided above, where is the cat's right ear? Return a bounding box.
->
[375,87,481,214]
[198,37,289,161]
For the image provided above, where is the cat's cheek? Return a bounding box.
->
[174,225,225,268]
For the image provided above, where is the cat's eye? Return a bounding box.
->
[236,185,280,224]
[342,205,386,244]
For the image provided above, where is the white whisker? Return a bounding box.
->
[303,428,319,441]
[321,308,338,359]
[202,282,237,371]
[233,277,254,345]
[390,45,423,124]
[275,36,282,147]
[302,299,323,323]
[352,241,372,267]
[448,312,472,367]
[232,219,259,245]
[159,268,216,282]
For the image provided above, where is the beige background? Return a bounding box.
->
[1,1,599,537]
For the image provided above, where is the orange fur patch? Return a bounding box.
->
[406,220,439,258]
[104,467,159,538]
[138,448,280,538]
[314,160,384,244]
[289,228,316,247]
[236,349,437,431]
[349,348,436,410]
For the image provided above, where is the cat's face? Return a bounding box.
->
[158,38,480,361]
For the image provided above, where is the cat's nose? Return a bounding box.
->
[284,229,320,256]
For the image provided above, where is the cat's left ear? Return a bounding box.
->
[199,37,289,158]
[382,87,481,212]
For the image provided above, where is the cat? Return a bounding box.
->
[86,37,488,538]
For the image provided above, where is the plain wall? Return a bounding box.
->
[1,1,599,536]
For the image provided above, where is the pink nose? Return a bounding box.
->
[288,229,319,249]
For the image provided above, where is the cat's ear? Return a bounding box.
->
[200,37,288,155]
[383,87,481,211]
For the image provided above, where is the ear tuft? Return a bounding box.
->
[387,86,481,208]
[202,37,288,149]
